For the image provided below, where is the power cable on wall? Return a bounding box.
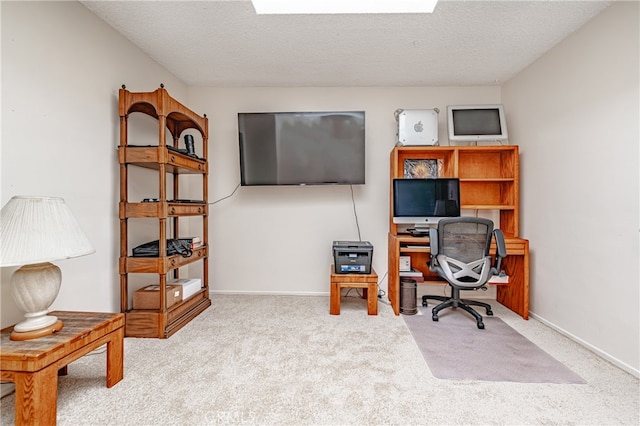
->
[350,184,362,242]
[209,183,241,205]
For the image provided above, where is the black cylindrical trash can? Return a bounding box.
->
[400,278,417,315]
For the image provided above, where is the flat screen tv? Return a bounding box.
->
[238,111,365,186]
[393,178,460,227]
[447,104,508,142]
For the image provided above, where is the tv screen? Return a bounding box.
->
[447,104,508,142]
[238,111,365,186]
[393,178,461,226]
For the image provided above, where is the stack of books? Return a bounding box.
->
[179,237,203,249]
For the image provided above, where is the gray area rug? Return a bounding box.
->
[403,307,586,383]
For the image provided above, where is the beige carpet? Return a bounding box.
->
[1,294,638,425]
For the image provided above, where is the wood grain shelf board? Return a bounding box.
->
[119,246,208,274]
[118,146,206,174]
[119,202,208,218]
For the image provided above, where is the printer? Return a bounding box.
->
[332,241,373,274]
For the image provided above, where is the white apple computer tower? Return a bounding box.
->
[395,108,439,146]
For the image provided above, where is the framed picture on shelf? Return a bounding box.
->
[403,159,442,178]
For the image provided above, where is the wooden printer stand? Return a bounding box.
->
[330,266,378,315]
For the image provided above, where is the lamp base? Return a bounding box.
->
[10,320,64,341]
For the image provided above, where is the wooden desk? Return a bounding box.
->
[387,234,530,319]
[1,311,124,425]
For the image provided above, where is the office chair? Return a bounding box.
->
[422,217,507,329]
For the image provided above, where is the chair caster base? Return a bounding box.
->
[477,321,485,329]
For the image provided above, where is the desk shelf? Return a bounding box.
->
[400,246,430,253]
[389,145,520,238]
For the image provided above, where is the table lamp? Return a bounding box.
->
[0,196,95,340]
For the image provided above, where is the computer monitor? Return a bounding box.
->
[392,178,460,228]
[447,104,508,143]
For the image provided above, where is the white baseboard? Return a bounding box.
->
[530,312,640,379]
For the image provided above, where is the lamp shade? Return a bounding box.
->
[0,196,95,267]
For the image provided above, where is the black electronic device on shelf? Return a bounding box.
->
[407,228,431,238]
[238,111,366,186]
[132,239,193,258]
[167,145,202,160]
[332,241,373,274]
[168,199,206,204]
[392,178,461,228]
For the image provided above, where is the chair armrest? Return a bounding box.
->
[493,229,507,271]
[427,227,439,271]
[429,227,438,256]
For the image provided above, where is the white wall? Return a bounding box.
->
[0,2,503,324]
[0,1,187,327]
[187,87,501,297]
[502,1,639,374]
[2,0,637,376]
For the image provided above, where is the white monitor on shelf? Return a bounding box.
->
[447,104,508,143]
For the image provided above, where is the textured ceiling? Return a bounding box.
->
[81,0,613,87]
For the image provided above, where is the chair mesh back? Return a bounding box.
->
[440,220,492,264]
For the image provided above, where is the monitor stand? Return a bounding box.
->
[414,222,436,229]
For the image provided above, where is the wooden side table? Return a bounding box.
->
[1,311,124,425]
[330,266,378,315]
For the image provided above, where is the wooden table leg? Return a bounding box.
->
[13,364,58,426]
[367,282,378,315]
[330,281,341,315]
[106,326,124,388]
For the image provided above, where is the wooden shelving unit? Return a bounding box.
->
[118,85,211,338]
[387,145,529,319]
[389,145,520,237]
